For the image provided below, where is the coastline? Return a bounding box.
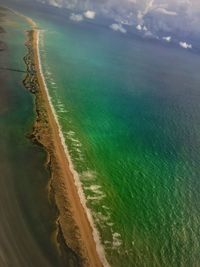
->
[21,13,109,267]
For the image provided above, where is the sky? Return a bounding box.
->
[37,0,200,48]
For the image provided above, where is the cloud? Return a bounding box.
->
[84,10,96,19]
[70,13,83,22]
[37,0,200,39]
[144,30,156,38]
[110,23,127,34]
[179,41,192,49]
[70,10,96,23]
[136,24,148,31]
[143,25,148,31]
[162,36,172,42]
[47,0,62,8]
[154,8,177,16]
[136,24,142,31]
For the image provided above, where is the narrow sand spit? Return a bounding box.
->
[15,9,109,267]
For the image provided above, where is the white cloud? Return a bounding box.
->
[162,36,172,42]
[37,0,200,37]
[136,24,142,31]
[143,25,148,31]
[143,0,155,16]
[136,24,148,32]
[144,30,159,39]
[70,13,83,22]
[144,30,154,38]
[155,7,177,16]
[110,23,127,34]
[179,41,192,49]
[48,0,61,8]
[84,10,96,19]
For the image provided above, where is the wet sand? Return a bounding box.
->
[23,17,106,267]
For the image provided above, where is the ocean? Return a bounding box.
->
[34,11,200,266]
[3,2,200,266]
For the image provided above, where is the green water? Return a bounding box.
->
[35,14,200,266]
[6,4,200,266]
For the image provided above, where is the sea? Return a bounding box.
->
[2,2,200,266]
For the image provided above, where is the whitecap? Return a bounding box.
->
[112,232,122,249]
[87,194,106,201]
[67,130,75,137]
[107,222,114,227]
[80,170,96,180]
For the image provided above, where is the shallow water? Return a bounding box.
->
[0,8,79,267]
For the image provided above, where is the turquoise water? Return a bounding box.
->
[20,7,200,266]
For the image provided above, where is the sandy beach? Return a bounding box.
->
[23,16,107,267]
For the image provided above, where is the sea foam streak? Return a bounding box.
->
[37,30,110,267]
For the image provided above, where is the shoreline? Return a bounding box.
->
[21,12,109,267]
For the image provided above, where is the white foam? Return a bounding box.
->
[112,232,122,249]
[106,222,114,227]
[58,109,67,114]
[76,148,81,153]
[67,130,75,137]
[95,212,111,224]
[74,142,82,147]
[84,184,108,201]
[57,103,64,108]
[87,194,106,201]
[85,185,100,190]
[56,103,68,114]
[81,170,96,180]
[36,30,110,267]
[113,233,120,238]
[102,205,110,210]
[70,137,81,144]
[89,185,102,191]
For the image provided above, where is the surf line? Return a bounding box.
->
[36,28,110,267]
[11,7,110,267]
